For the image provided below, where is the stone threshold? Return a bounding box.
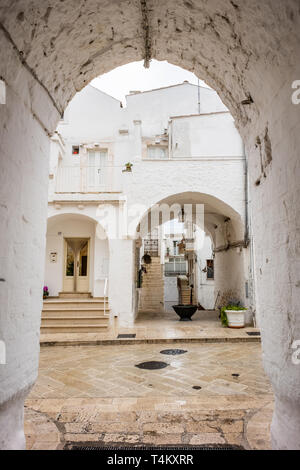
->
[40,335,261,347]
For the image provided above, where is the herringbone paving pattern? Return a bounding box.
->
[29,343,272,399]
[25,342,274,450]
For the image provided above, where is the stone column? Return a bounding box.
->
[246,82,300,450]
[0,31,59,449]
[108,238,135,327]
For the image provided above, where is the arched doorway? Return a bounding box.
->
[134,191,249,322]
[0,1,300,449]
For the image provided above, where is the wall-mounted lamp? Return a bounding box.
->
[178,208,185,223]
[241,93,254,105]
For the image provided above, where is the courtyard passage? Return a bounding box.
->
[40,310,260,345]
[25,342,273,450]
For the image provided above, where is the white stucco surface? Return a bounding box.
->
[1,0,300,449]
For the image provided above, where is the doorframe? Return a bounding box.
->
[63,237,90,292]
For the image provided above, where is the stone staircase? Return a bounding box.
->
[139,258,164,312]
[180,287,196,305]
[41,293,110,333]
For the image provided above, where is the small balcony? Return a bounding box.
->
[55,165,123,193]
[164,257,188,276]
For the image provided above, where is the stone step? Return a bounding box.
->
[142,281,164,285]
[58,292,92,299]
[41,296,110,333]
[142,290,164,293]
[41,316,109,326]
[140,298,162,302]
[142,281,163,284]
[40,324,108,333]
[42,308,110,317]
[141,291,164,294]
[43,300,108,309]
[141,286,164,289]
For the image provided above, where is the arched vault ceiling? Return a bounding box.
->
[1,0,300,132]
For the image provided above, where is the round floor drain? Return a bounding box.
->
[193,386,202,390]
[135,361,168,370]
[160,349,187,356]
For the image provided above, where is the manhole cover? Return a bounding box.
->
[135,361,168,370]
[117,334,136,338]
[160,349,187,356]
[193,386,202,390]
[247,332,260,336]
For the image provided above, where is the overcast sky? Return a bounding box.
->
[92,60,209,105]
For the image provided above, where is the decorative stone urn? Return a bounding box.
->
[172,305,198,321]
[225,309,246,328]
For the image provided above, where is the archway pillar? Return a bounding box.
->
[245,84,300,449]
[0,31,60,449]
[108,238,135,327]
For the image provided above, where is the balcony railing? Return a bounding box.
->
[55,166,123,193]
[165,258,188,276]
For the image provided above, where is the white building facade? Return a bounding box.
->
[45,82,251,327]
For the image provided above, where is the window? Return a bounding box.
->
[147,145,168,159]
[88,149,108,188]
[206,260,214,280]
[165,257,187,276]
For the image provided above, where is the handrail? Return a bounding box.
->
[104,278,108,316]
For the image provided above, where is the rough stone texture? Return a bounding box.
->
[0,26,60,449]
[0,0,300,449]
[24,341,273,450]
[139,258,164,313]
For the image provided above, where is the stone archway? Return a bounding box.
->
[0,0,300,449]
[45,212,109,298]
[134,191,248,318]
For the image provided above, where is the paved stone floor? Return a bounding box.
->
[40,310,261,345]
[25,341,274,450]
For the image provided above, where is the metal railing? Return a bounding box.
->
[103,278,108,317]
[55,165,123,193]
[165,259,188,276]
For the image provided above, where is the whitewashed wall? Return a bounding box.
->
[45,216,96,296]
[48,84,246,311]
[195,234,215,309]
[1,0,299,450]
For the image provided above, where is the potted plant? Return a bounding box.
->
[142,253,152,265]
[122,162,133,173]
[43,286,49,299]
[220,301,247,328]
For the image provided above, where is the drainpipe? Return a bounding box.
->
[168,120,172,160]
[244,146,256,324]
[197,79,201,114]
[244,147,249,247]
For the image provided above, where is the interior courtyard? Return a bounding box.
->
[1,0,300,451]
